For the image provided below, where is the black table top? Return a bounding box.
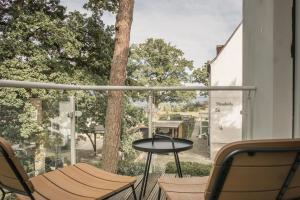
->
[132,138,193,153]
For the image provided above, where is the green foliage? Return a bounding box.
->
[0,1,114,148]
[127,38,196,106]
[19,103,44,140]
[84,0,119,15]
[159,114,168,120]
[186,121,195,138]
[165,161,211,176]
[76,92,107,135]
[192,62,210,96]
[121,131,142,161]
[45,155,65,172]
[202,121,209,126]
[15,149,35,175]
[181,101,208,112]
[169,114,182,120]
[117,161,145,176]
[65,158,145,177]
[192,62,210,86]
[0,0,146,171]
[119,100,147,163]
[123,101,147,129]
[66,11,114,83]
[0,0,66,34]
[0,12,81,81]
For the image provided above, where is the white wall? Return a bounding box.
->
[210,25,243,158]
[210,25,243,87]
[295,0,300,138]
[243,0,294,139]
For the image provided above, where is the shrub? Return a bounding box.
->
[118,161,145,176]
[165,161,211,176]
[45,156,64,172]
[121,131,142,161]
[169,114,182,120]
[159,114,168,120]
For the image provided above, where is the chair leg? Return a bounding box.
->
[0,188,6,200]
[157,187,161,200]
[131,185,137,200]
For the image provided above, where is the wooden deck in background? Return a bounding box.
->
[109,174,184,200]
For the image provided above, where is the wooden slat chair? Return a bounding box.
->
[158,139,300,200]
[0,137,137,200]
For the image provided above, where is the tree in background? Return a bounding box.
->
[0,0,115,173]
[84,0,119,15]
[192,62,210,96]
[102,0,135,173]
[75,92,107,156]
[66,9,115,156]
[0,0,79,143]
[127,38,196,107]
[0,0,77,174]
[120,100,147,159]
[192,62,210,86]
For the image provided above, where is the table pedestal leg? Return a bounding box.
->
[139,152,152,200]
[174,152,183,177]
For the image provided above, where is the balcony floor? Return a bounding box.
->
[109,173,176,200]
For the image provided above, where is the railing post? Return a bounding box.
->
[148,92,153,138]
[70,96,76,165]
[246,91,253,140]
[148,91,155,173]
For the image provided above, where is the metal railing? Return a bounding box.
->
[0,79,256,164]
[0,80,256,91]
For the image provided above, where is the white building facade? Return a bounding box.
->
[209,0,300,157]
[209,24,243,158]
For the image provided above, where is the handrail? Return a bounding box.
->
[0,79,256,91]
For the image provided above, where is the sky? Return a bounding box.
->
[60,0,242,67]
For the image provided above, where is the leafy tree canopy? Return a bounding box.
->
[0,0,66,33]
[0,0,115,144]
[192,62,210,86]
[127,38,196,106]
[84,0,119,15]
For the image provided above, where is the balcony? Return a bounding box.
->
[1,0,300,199]
[0,80,256,199]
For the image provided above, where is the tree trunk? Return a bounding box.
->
[93,133,97,156]
[34,144,46,175]
[30,98,46,175]
[102,0,135,173]
[85,133,97,156]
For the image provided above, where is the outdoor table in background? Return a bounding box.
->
[132,134,193,200]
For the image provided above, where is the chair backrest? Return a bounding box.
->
[0,137,34,196]
[205,139,300,200]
